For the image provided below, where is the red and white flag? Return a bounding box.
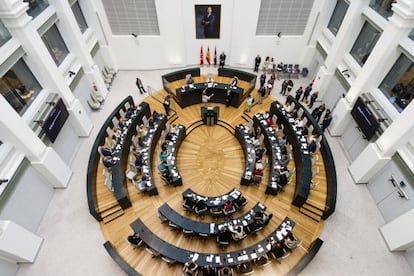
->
[206,46,211,65]
[200,46,204,65]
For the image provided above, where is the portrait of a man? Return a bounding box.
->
[195,5,221,39]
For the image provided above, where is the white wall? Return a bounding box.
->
[94,0,328,70]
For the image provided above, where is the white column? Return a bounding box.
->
[0,0,92,137]
[48,0,108,99]
[329,0,414,136]
[0,97,72,188]
[0,220,43,263]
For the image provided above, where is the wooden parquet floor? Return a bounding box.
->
[98,87,326,276]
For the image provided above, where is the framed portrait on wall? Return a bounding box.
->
[195,5,221,39]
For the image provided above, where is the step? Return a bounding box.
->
[305,198,326,211]
[303,202,324,213]
[97,200,119,213]
[300,208,322,222]
[101,205,123,218]
[102,208,125,224]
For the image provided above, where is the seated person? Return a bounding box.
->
[280,154,289,166]
[308,136,317,153]
[253,210,272,226]
[135,175,150,191]
[100,146,112,157]
[291,109,298,119]
[159,150,168,161]
[102,156,116,168]
[186,75,194,85]
[195,198,207,212]
[255,147,266,161]
[125,106,136,119]
[201,265,216,276]
[255,159,265,170]
[223,200,234,213]
[217,226,232,245]
[284,102,294,113]
[233,195,247,209]
[253,168,263,177]
[152,110,161,121]
[135,153,143,168]
[230,224,246,241]
[277,171,288,189]
[266,116,275,126]
[263,111,270,119]
[296,117,306,129]
[148,118,155,128]
[160,170,172,184]
[270,240,288,259]
[137,124,148,137]
[230,76,238,87]
[165,132,176,141]
[170,124,179,134]
[183,194,196,210]
[278,136,288,146]
[182,260,198,276]
[237,262,253,274]
[118,117,126,130]
[284,231,301,249]
[158,160,168,172]
[161,141,168,151]
[218,266,233,276]
[127,233,141,246]
[280,145,288,156]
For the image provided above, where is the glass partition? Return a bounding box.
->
[0,59,42,115]
[350,22,381,66]
[369,0,395,19]
[0,21,11,47]
[379,54,414,113]
[71,1,88,33]
[42,24,69,66]
[24,0,49,18]
[327,0,349,36]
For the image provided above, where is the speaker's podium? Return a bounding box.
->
[201,106,219,126]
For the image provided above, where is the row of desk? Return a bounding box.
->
[158,202,266,235]
[138,115,167,195]
[253,114,285,195]
[234,125,256,185]
[161,67,257,108]
[87,97,151,221]
[131,217,295,268]
[164,125,186,187]
[269,101,312,207]
[182,188,243,211]
[285,96,337,219]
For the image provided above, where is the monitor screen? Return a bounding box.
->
[351,97,379,140]
[43,98,69,143]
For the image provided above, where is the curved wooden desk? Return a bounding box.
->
[234,124,256,185]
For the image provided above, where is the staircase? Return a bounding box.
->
[299,202,324,222]
[98,201,125,224]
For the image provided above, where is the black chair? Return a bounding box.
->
[195,201,208,217]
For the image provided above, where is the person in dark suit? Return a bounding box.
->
[225,89,233,107]
[301,84,313,102]
[219,52,226,68]
[259,72,266,88]
[163,95,171,116]
[135,77,146,94]
[308,91,318,108]
[295,87,303,102]
[321,109,332,132]
[201,6,216,38]
[254,55,261,72]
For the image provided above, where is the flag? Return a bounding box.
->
[200,46,204,65]
[214,47,217,66]
[206,46,211,65]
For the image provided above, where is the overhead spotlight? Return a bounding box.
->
[68,71,75,77]
[378,118,388,122]
[33,120,44,125]
[365,100,374,104]
[131,33,138,38]
[277,32,282,38]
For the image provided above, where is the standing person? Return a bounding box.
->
[301,83,313,103]
[245,94,254,112]
[225,89,233,107]
[202,88,214,107]
[254,55,261,72]
[259,72,266,88]
[295,87,303,101]
[258,85,266,104]
[321,109,332,132]
[312,104,325,122]
[231,76,238,87]
[286,79,294,94]
[263,56,270,71]
[219,52,226,68]
[308,91,318,108]
[280,80,288,95]
[201,6,216,38]
[163,95,171,116]
[136,77,146,94]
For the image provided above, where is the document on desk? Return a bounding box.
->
[215,256,221,263]
[257,247,264,253]
[210,223,215,233]
[206,255,213,262]
[192,253,199,261]
[251,253,257,259]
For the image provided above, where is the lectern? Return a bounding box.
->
[201,106,219,126]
